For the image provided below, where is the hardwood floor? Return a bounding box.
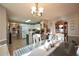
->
[8,37,26,56]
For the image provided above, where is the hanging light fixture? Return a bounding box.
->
[31,3,44,16]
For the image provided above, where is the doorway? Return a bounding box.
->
[8,21,41,55]
[55,20,68,42]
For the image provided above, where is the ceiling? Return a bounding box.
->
[1,3,79,23]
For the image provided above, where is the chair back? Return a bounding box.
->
[33,34,41,44]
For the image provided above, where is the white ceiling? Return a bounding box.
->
[1,3,79,23]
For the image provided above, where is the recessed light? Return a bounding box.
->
[25,20,31,22]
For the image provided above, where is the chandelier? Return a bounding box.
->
[31,3,44,16]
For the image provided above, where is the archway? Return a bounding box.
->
[55,20,68,42]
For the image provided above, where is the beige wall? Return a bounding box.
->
[0,6,7,42]
[48,14,79,37]
[68,15,79,36]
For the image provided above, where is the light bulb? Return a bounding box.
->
[39,7,44,13]
[31,6,36,11]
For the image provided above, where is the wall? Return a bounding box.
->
[48,14,79,37]
[68,15,79,36]
[0,6,7,43]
